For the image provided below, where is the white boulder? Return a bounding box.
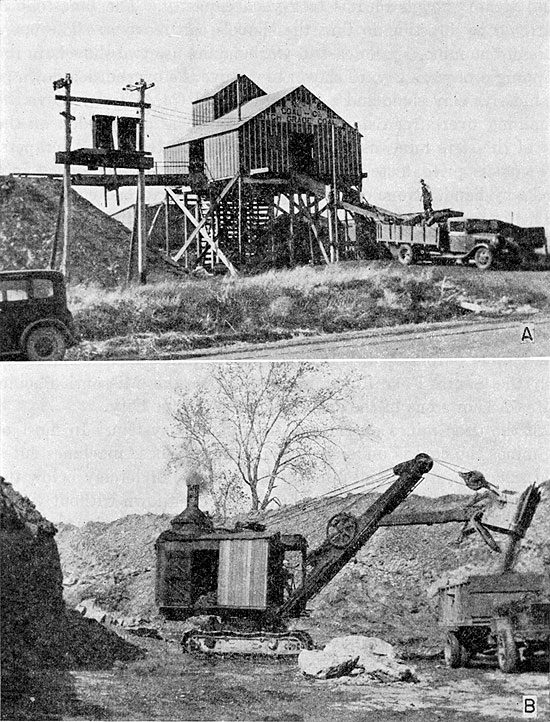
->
[298,635,418,683]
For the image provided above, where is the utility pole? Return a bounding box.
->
[124,78,154,284]
[53,74,73,276]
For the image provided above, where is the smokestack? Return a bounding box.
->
[187,483,200,509]
[170,470,214,536]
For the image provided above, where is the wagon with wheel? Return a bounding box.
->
[437,572,550,672]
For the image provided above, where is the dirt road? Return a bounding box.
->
[53,635,548,721]
[172,316,550,360]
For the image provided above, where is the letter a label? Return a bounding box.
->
[521,325,534,343]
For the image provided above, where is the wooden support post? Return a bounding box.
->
[327,186,335,263]
[269,193,275,264]
[124,78,155,284]
[164,190,170,257]
[50,184,64,269]
[331,124,339,262]
[238,172,243,262]
[126,200,138,283]
[288,183,295,265]
[307,194,314,264]
[61,74,72,278]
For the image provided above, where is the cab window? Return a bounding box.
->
[0,279,28,302]
[449,221,465,232]
[32,279,54,298]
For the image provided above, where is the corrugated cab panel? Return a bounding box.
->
[218,539,269,609]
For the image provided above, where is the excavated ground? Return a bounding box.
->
[55,630,550,722]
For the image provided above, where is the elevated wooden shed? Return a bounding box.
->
[165,79,362,187]
[159,76,365,272]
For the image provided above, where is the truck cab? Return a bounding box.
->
[445,218,521,269]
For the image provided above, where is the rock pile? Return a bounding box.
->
[0,175,130,287]
[1,479,142,718]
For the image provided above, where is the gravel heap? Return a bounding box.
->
[0,175,130,286]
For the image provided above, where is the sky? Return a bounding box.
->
[0,0,548,230]
[1,359,548,525]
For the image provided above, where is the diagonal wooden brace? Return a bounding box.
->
[170,173,240,264]
[297,195,329,264]
[166,188,238,276]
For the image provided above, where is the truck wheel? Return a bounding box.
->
[444,632,467,668]
[474,246,494,270]
[397,244,416,266]
[25,325,67,361]
[497,627,518,673]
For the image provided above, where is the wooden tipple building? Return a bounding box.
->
[161,75,366,272]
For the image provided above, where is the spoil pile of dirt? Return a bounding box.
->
[0,175,131,287]
[1,479,142,720]
[56,483,550,655]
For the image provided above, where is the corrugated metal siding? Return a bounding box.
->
[164,144,189,173]
[217,539,268,609]
[204,130,239,179]
[192,98,215,126]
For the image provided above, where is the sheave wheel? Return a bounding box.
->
[25,325,67,361]
[326,513,358,548]
[474,246,494,270]
[444,632,468,668]
[397,243,416,266]
[497,625,518,673]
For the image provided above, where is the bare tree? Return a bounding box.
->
[167,362,368,515]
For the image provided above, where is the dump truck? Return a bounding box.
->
[376,217,547,269]
[155,453,536,656]
[437,483,549,672]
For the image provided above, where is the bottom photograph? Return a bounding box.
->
[1,359,549,722]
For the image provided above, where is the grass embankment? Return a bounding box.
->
[68,262,550,359]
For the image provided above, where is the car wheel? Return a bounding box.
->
[474,246,494,270]
[397,243,416,266]
[25,325,67,361]
[444,632,466,668]
[497,625,518,673]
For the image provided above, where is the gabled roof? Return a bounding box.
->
[166,86,298,147]
[193,74,264,104]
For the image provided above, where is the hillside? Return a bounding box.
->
[0,175,131,287]
[56,483,550,654]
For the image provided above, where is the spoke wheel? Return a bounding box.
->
[25,325,67,361]
[397,243,416,266]
[326,513,358,548]
[497,624,518,673]
[444,632,468,668]
[474,246,494,270]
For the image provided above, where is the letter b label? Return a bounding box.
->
[523,696,537,718]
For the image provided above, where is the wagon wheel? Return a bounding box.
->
[497,622,518,673]
[444,632,469,668]
[326,513,358,548]
[397,243,416,266]
[474,246,494,270]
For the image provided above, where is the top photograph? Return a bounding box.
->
[1,0,548,361]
